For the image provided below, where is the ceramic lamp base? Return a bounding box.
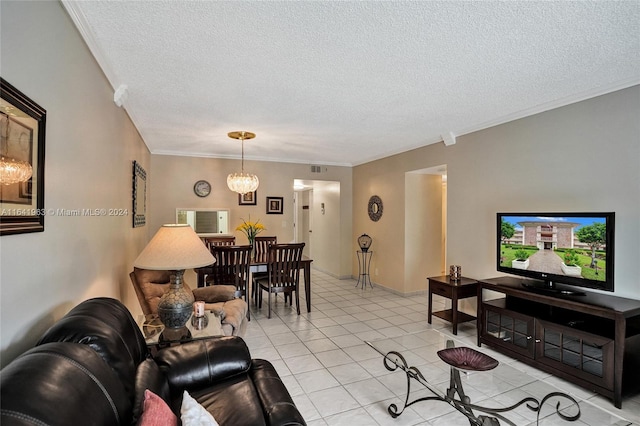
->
[157,269,194,329]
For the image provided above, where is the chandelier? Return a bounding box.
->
[1,112,33,185]
[227,131,259,195]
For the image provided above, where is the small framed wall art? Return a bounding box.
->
[132,161,146,227]
[266,196,283,214]
[238,190,257,206]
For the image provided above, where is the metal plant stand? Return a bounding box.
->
[355,250,373,289]
[365,340,581,426]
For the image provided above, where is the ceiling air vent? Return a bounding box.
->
[311,165,325,173]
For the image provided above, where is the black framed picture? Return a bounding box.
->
[266,196,283,214]
[132,161,146,227]
[238,190,257,206]
[0,78,46,236]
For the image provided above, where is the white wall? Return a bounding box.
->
[309,181,342,277]
[0,1,151,366]
[296,190,311,255]
[354,86,640,300]
[404,173,443,293]
[149,154,352,278]
[447,87,639,300]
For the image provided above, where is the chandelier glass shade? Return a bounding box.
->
[1,112,33,186]
[227,131,259,195]
[0,156,32,185]
[227,172,259,195]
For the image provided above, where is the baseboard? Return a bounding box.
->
[310,265,348,280]
[349,277,428,297]
[375,284,428,297]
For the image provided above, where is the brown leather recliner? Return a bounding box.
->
[130,268,248,337]
[0,297,305,426]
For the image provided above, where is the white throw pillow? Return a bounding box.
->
[180,390,219,426]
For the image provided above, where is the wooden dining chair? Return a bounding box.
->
[253,236,277,259]
[206,244,252,320]
[254,243,304,319]
[251,236,278,304]
[194,236,236,287]
[202,235,236,250]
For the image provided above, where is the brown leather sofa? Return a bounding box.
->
[0,297,305,426]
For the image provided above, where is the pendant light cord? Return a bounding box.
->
[241,134,245,172]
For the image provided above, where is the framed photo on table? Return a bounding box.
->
[238,190,257,206]
[266,196,283,214]
[0,78,46,236]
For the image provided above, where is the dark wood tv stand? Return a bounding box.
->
[477,276,640,409]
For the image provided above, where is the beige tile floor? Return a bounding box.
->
[243,270,639,426]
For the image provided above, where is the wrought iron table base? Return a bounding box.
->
[366,341,581,426]
[355,250,373,289]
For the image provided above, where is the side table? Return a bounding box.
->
[138,312,223,350]
[355,250,373,289]
[427,275,478,335]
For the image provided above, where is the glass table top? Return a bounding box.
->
[365,330,584,426]
[138,312,223,346]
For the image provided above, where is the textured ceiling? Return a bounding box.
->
[63,1,640,166]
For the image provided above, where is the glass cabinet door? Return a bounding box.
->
[536,319,614,389]
[483,303,535,358]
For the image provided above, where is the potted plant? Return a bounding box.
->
[236,216,266,248]
[561,250,582,277]
[511,249,530,270]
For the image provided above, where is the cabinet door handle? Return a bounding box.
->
[535,339,541,343]
[526,336,532,340]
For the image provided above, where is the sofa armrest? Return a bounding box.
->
[0,343,132,426]
[250,359,307,426]
[154,336,251,391]
[36,297,148,401]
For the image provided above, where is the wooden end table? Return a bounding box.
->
[427,275,478,335]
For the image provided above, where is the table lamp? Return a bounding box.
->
[133,224,215,328]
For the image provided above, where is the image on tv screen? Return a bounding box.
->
[499,215,608,282]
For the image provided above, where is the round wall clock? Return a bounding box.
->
[368,195,383,221]
[193,180,211,197]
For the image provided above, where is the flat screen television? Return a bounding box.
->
[497,212,614,295]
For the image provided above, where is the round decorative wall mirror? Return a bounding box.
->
[368,195,383,221]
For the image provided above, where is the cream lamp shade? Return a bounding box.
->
[134,224,214,270]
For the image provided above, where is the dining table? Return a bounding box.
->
[196,254,314,313]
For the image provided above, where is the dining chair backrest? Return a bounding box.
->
[254,236,277,259]
[266,243,304,288]
[208,245,251,297]
[202,236,236,250]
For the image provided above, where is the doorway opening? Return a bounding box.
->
[293,179,341,277]
[404,165,447,292]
